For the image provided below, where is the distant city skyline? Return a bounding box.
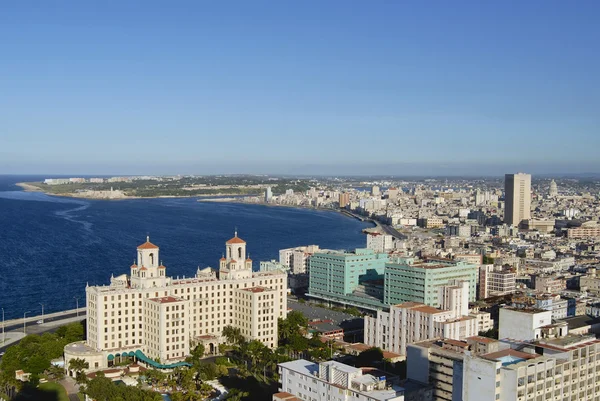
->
[1,2,598,175]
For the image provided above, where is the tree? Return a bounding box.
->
[223,326,244,346]
[46,364,65,380]
[286,311,308,328]
[75,370,88,385]
[187,343,205,364]
[69,358,89,374]
[224,388,250,401]
[356,347,384,367]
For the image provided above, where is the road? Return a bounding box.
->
[0,311,86,354]
[380,223,408,240]
[2,310,84,333]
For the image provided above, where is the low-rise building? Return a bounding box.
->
[498,307,553,342]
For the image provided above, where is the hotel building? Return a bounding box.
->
[64,233,287,373]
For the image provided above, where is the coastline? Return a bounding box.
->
[198,197,379,228]
[15,182,260,201]
[16,182,43,192]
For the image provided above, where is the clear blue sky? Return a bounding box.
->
[1,1,598,176]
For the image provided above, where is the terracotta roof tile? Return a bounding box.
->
[137,241,158,249]
[226,236,246,244]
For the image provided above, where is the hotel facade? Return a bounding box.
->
[65,233,287,373]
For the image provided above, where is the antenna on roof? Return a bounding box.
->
[234,227,238,237]
[146,233,150,242]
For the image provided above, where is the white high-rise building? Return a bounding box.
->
[366,233,395,253]
[278,245,320,275]
[504,173,531,227]
[463,335,600,401]
[265,186,273,202]
[64,233,287,374]
[364,281,478,356]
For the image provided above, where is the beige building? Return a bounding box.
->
[567,221,600,239]
[479,265,516,299]
[407,337,499,401]
[143,296,190,363]
[504,173,531,227]
[580,268,600,296]
[463,335,600,401]
[66,233,287,374]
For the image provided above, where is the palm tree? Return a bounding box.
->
[68,358,89,377]
[222,325,244,345]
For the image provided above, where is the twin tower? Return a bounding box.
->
[129,232,252,289]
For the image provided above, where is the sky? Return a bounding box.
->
[1,1,599,176]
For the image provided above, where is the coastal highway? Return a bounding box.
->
[2,310,85,333]
[380,223,408,240]
[340,210,407,240]
[0,309,86,354]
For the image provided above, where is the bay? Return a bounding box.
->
[0,175,369,319]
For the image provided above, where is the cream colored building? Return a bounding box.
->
[66,233,287,373]
[504,173,531,227]
[463,335,600,401]
[567,221,600,239]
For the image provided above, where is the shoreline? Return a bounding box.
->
[16,182,43,192]
[16,182,260,201]
[198,197,379,228]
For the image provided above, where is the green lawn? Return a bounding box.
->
[37,382,70,401]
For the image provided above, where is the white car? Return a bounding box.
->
[36,320,44,324]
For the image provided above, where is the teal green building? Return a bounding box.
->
[383,257,478,307]
[308,248,389,310]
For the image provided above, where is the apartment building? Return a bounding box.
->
[364,282,478,356]
[479,265,516,299]
[463,335,600,401]
[567,222,600,239]
[277,359,405,401]
[579,268,600,296]
[65,233,287,373]
[366,233,396,253]
[279,245,321,275]
[407,337,499,401]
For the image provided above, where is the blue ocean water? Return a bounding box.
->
[0,175,369,319]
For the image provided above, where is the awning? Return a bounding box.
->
[121,352,128,357]
[128,351,135,357]
[107,354,114,361]
[134,350,191,370]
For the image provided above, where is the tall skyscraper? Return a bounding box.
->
[504,173,531,226]
[265,186,272,202]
